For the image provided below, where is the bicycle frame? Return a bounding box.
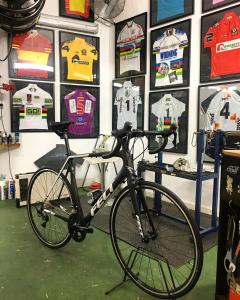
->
[44,132,148,239]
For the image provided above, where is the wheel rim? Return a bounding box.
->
[110,184,201,298]
[28,169,73,247]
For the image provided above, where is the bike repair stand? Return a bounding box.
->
[105,248,176,299]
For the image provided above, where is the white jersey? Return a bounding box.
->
[114,81,142,129]
[151,94,185,149]
[202,90,240,131]
[13,83,53,130]
[117,21,144,75]
[153,28,188,87]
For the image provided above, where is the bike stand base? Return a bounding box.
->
[105,275,131,295]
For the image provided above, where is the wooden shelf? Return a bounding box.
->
[0,144,20,153]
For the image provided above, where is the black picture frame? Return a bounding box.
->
[115,12,147,79]
[198,81,240,132]
[60,84,100,138]
[59,0,94,22]
[202,0,239,13]
[149,89,189,154]
[8,28,55,82]
[150,19,191,90]
[10,80,55,132]
[200,5,240,83]
[59,31,100,85]
[112,76,145,130]
[150,0,194,27]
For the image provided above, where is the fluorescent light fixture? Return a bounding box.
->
[39,14,99,34]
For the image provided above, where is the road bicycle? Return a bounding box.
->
[27,121,203,299]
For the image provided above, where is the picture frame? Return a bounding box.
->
[8,28,55,81]
[112,76,145,130]
[59,0,94,22]
[60,84,100,138]
[202,0,239,13]
[10,80,55,132]
[59,31,100,85]
[150,0,194,27]
[150,19,191,90]
[200,5,240,83]
[198,82,240,162]
[198,81,240,132]
[149,89,189,154]
[115,12,147,79]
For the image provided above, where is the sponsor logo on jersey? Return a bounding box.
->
[26,107,41,115]
[216,38,240,52]
[227,165,240,175]
[160,49,178,60]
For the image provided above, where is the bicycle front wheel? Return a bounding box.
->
[27,168,75,248]
[110,181,203,299]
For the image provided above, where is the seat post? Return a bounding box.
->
[63,131,71,156]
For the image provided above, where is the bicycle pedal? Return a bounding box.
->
[75,225,94,234]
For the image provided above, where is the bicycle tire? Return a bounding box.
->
[110,181,203,299]
[27,168,75,248]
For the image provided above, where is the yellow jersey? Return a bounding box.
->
[62,37,98,82]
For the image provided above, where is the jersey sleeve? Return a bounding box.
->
[61,41,71,58]
[12,90,25,107]
[117,26,126,46]
[12,33,26,50]
[204,26,217,49]
[136,24,144,42]
[178,30,188,48]
[114,90,121,105]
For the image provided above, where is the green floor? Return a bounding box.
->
[0,200,217,300]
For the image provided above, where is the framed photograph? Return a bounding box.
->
[59,31,100,85]
[115,12,147,78]
[150,0,194,27]
[202,0,239,13]
[150,19,191,90]
[8,28,55,81]
[60,84,99,138]
[200,5,240,83]
[59,0,94,22]
[149,89,189,154]
[10,80,55,132]
[112,76,145,130]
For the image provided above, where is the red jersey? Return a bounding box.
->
[12,30,53,78]
[204,11,240,78]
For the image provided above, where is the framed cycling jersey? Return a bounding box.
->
[200,5,240,83]
[60,31,100,85]
[8,28,55,81]
[198,81,240,132]
[150,19,191,90]
[115,13,147,78]
[112,76,145,130]
[59,0,94,22]
[60,84,99,138]
[149,89,189,154]
[10,80,55,132]
[202,0,239,13]
[150,0,194,27]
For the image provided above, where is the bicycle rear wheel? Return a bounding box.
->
[27,168,75,248]
[110,181,203,299]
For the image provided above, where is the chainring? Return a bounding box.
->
[68,213,86,242]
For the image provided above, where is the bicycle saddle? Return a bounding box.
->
[50,121,74,138]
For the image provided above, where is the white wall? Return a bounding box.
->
[0,0,115,186]
[0,1,237,213]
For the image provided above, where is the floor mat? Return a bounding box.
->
[80,192,218,268]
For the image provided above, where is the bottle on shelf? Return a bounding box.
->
[0,176,7,200]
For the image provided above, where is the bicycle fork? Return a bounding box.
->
[128,177,157,243]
